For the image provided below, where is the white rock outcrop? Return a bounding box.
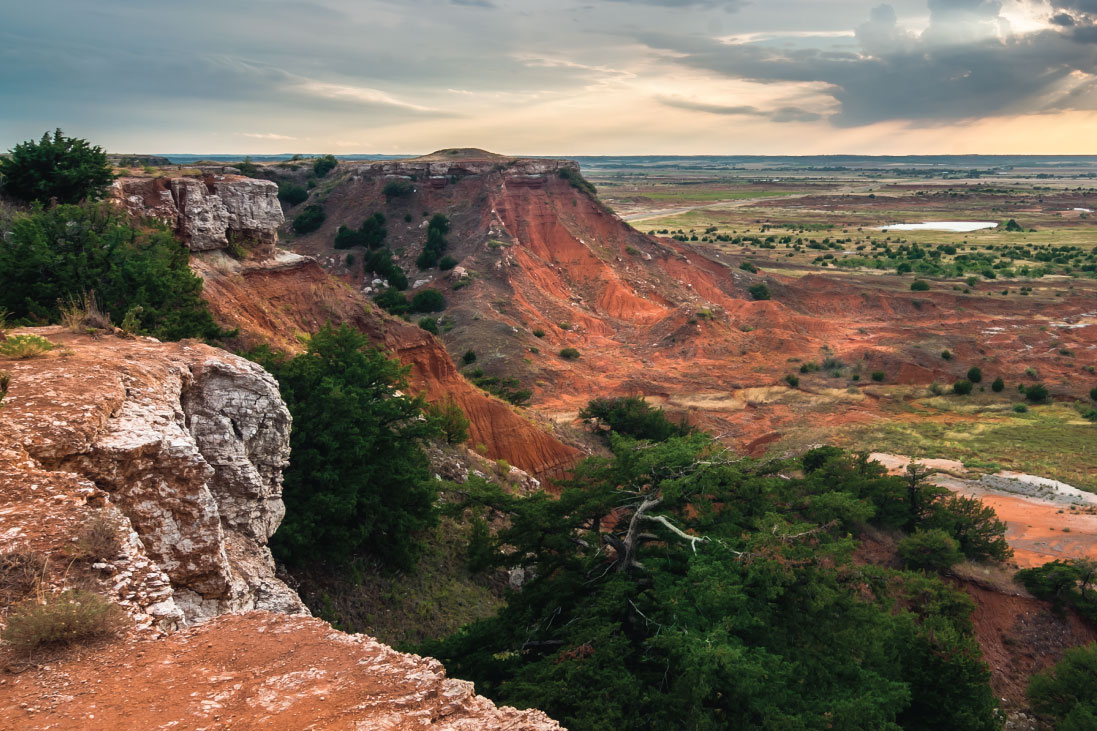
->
[112,174,284,252]
[0,328,306,624]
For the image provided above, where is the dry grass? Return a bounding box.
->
[0,550,47,608]
[1,588,127,651]
[58,292,112,332]
[0,334,56,359]
[67,512,123,562]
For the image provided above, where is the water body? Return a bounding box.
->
[878,221,998,232]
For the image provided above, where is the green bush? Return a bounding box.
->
[373,288,409,315]
[1090,386,1097,401]
[1012,403,1028,413]
[559,347,580,360]
[277,183,308,207]
[0,129,113,204]
[532,328,546,338]
[966,367,982,383]
[334,212,387,250]
[439,255,458,271]
[941,350,952,361]
[410,289,446,313]
[417,214,450,270]
[785,374,799,388]
[0,371,9,408]
[292,204,326,234]
[897,529,963,572]
[952,380,973,396]
[1028,643,1097,729]
[0,334,56,359]
[250,324,437,568]
[580,396,692,442]
[991,377,1004,393]
[910,279,930,291]
[0,203,227,340]
[557,167,597,196]
[418,316,439,334]
[748,283,770,300]
[871,370,885,382]
[364,248,407,290]
[1025,383,1049,403]
[462,350,477,365]
[739,261,758,273]
[383,179,414,199]
[313,154,338,178]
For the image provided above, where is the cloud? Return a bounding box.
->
[636,0,1097,126]
[657,95,822,122]
[241,132,296,140]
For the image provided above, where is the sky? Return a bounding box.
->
[3,0,1097,155]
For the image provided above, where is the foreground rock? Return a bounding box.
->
[0,328,303,624]
[0,612,561,730]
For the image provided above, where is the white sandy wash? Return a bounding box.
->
[877,221,998,232]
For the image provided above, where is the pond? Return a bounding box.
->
[878,221,998,232]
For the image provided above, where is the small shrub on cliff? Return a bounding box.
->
[383,179,414,199]
[0,371,9,407]
[253,324,437,569]
[0,129,114,204]
[2,589,127,651]
[910,279,930,291]
[67,512,123,562]
[966,367,982,383]
[0,335,56,359]
[292,204,326,234]
[427,396,470,445]
[0,202,227,341]
[1025,383,1050,403]
[992,377,1005,393]
[559,347,580,360]
[0,550,46,607]
[952,379,973,396]
[410,289,446,313]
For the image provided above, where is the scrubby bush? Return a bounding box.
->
[0,371,9,408]
[417,214,451,270]
[67,512,122,562]
[1090,386,1097,401]
[992,377,1005,393]
[250,324,437,568]
[292,204,326,234]
[1013,403,1028,413]
[952,380,973,396]
[0,129,113,204]
[313,154,338,178]
[748,283,770,300]
[410,289,446,313]
[871,371,885,382]
[418,316,439,334]
[941,349,952,360]
[898,529,963,572]
[334,212,387,250]
[2,589,127,651]
[364,248,407,290]
[1025,383,1049,403]
[426,395,470,445]
[532,328,546,338]
[785,374,799,388]
[0,203,227,340]
[580,396,692,442]
[910,279,930,291]
[967,367,983,383]
[0,550,46,606]
[439,255,458,271]
[559,347,581,360]
[739,261,758,273]
[462,350,477,365]
[277,182,308,207]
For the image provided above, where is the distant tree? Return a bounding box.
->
[941,350,953,361]
[410,289,446,313]
[748,283,770,300]
[373,287,409,315]
[0,129,114,204]
[313,154,338,178]
[871,371,886,382]
[953,380,973,395]
[418,316,438,334]
[1090,386,1097,401]
[1025,383,1049,403]
[1004,219,1023,232]
[383,179,414,199]
[992,377,1005,393]
[910,280,930,291]
[559,347,581,360]
[967,367,983,383]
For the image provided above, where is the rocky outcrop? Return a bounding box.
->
[112,174,284,252]
[0,328,304,623]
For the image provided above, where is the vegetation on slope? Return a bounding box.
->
[422,401,1012,731]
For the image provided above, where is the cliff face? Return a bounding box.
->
[0,329,563,729]
[112,174,284,252]
[0,328,304,624]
